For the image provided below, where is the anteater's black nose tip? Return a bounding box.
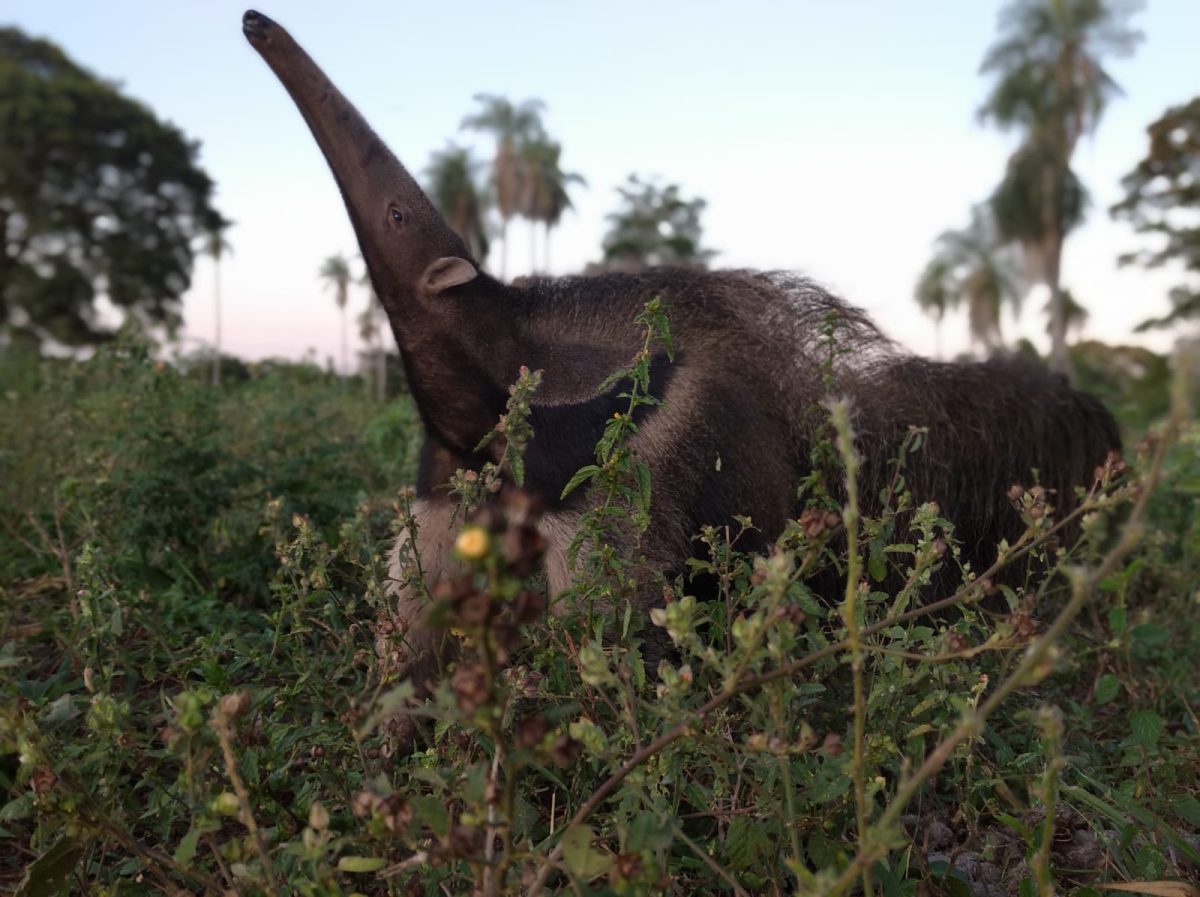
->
[242,10,273,40]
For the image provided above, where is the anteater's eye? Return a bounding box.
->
[389,207,404,226]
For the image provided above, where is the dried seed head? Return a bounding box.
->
[489,619,522,666]
[931,537,949,557]
[822,732,843,758]
[379,794,412,832]
[503,524,547,577]
[219,690,252,720]
[453,588,493,627]
[512,589,545,623]
[434,575,477,602]
[443,824,483,858]
[1008,483,1025,502]
[30,767,56,795]
[779,604,807,626]
[946,632,970,654]
[516,714,549,749]
[308,801,329,830]
[500,488,544,526]
[799,507,830,538]
[451,663,490,712]
[549,733,582,767]
[468,504,505,532]
[1008,611,1038,639]
[353,790,382,820]
[610,853,643,885]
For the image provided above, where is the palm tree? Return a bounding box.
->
[914,258,953,359]
[978,0,1141,375]
[318,254,353,374]
[425,143,490,264]
[519,137,586,273]
[200,216,233,386]
[357,288,388,401]
[461,94,545,280]
[915,205,1024,354]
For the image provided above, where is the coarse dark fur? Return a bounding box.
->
[242,11,1121,684]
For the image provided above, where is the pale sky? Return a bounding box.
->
[7,1,1198,368]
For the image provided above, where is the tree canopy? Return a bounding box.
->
[599,175,713,271]
[0,27,225,347]
[1111,96,1200,331]
[975,0,1141,374]
[915,205,1024,353]
[424,143,491,264]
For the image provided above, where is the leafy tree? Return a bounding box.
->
[599,175,714,271]
[0,28,225,347]
[424,143,490,265]
[518,137,585,273]
[978,0,1142,376]
[461,95,545,280]
[199,219,233,386]
[318,254,353,374]
[1111,96,1200,331]
[915,205,1024,354]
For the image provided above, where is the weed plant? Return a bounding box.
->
[1,320,1198,896]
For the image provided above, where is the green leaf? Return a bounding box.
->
[1173,795,1200,827]
[1107,605,1127,635]
[357,681,414,737]
[41,695,79,729]
[1128,709,1164,748]
[173,825,201,868]
[15,838,83,897]
[726,816,771,870]
[0,795,33,822]
[337,856,387,873]
[560,465,600,500]
[626,815,672,853]
[410,795,450,837]
[1131,622,1169,648]
[561,824,611,880]
[1094,673,1121,705]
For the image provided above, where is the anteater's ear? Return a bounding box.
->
[422,256,477,295]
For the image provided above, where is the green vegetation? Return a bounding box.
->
[1112,96,1200,332]
[599,176,714,273]
[2,322,1197,896]
[0,28,226,349]
[3,4,1199,895]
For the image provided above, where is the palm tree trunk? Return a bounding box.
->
[1046,241,1068,376]
[544,223,552,273]
[1041,158,1070,379]
[212,261,222,387]
[934,317,943,361]
[340,308,348,376]
[529,218,537,274]
[500,217,509,281]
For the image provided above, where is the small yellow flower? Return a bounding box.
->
[455,525,490,561]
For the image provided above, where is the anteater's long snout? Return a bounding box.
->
[242,9,276,43]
